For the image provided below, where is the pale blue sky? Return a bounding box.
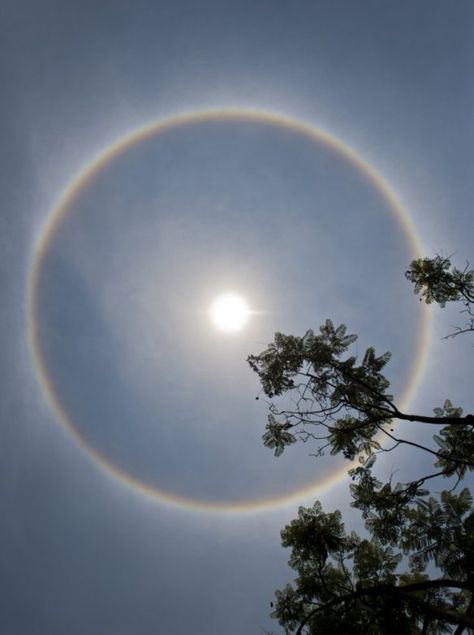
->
[1,1,473,633]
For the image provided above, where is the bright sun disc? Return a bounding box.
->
[210,293,251,332]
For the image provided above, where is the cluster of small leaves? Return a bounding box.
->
[327,416,381,461]
[271,497,473,634]
[248,332,307,398]
[349,464,429,545]
[433,399,464,419]
[262,415,297,457]
[405,256,474,307]
[248,320,393,461]
[432,401,474,479]
[349,465,474,579]
[274,503,403,632]
[401,489,474,580]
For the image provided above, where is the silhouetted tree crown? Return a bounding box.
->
[250,256,474,634]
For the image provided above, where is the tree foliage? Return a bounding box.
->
[249,256,474,634]
[406,255,474,338]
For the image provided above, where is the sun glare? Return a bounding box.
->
[209,293,251,332]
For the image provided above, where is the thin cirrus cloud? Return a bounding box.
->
[1,2,471,633]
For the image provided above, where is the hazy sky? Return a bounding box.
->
[1,1,473,633]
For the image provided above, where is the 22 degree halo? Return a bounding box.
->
[27,109,430,513]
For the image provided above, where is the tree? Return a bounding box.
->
[249,256,474,634]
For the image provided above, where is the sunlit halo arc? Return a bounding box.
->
[27,108,431,515]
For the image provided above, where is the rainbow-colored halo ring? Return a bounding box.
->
[27,109,431,514]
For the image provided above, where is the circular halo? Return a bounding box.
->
[27,109,431,514]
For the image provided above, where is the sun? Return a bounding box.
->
[209,293,251,332]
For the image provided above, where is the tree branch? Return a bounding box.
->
[378,427,474,470]
[295,580,474,635]
[394,413,474,426]
[453,591,474,635]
